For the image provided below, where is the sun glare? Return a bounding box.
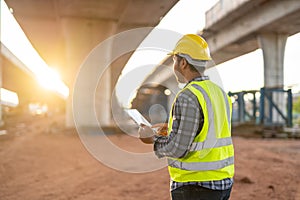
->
[0,0,69,99]
[36,67,69,98]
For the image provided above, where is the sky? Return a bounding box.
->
[116,0,300,107]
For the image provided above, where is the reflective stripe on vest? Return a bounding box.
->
[168,156,234,171]
[190,137,232,151]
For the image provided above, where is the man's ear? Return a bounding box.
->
[181,58,189,70]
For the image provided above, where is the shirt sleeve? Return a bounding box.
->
[153,89,203,159]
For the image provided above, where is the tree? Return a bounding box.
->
[294,97,300,113]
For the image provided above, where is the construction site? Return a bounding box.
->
[0,102,299,200]
[1,0,300,199]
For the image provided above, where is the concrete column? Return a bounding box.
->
[258,33,288,124]
[62,18,117,127]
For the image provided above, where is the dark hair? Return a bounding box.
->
[189,65,205,74]
[176,55,205,74]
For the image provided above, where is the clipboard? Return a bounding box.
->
[125,109,152,127]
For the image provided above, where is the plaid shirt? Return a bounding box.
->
[153,76,233,191]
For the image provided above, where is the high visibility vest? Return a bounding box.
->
[168,80,234,182]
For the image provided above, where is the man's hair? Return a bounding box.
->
[176,55,206,74]
[189,64,206,74]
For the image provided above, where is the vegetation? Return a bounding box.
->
[293,97,300,125]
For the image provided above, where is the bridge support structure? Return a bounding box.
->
[62,18,117,128]
[258,33,288,125]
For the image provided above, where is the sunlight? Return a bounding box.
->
[37,68,60,90]
[36,67,69,97]
[0,0,69,99]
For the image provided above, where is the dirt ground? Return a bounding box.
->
[0,113,299,200]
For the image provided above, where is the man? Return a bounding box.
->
[138,34,234,200]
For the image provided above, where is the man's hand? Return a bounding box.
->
[138,124,155,144]
[152,123,168,136]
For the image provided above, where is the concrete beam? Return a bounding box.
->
[143,57,173,84]
[202,0,300,64]
[205,0,267,30]
[0,43,34,77]
[207,36,258,67]
[205,0,300,54]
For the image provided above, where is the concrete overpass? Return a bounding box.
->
[1,0,178,127]
[141,0,300,126]
[147,0,300,82]
[202,0,300,65]
[2,0,300,129]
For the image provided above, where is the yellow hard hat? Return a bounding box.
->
[169,34,212,61]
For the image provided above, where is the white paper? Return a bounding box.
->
[125,109,152,127]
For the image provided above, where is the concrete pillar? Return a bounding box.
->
[62,18,117,127]
[258,33,288,124]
